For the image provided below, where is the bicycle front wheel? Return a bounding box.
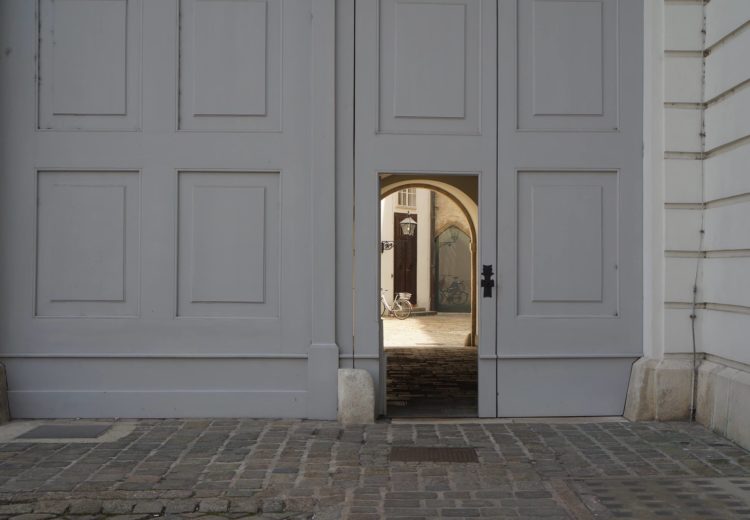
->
[392,299,412,320]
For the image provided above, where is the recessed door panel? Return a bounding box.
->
[38,0,142,130]
[177,172,279,318]
[178,0,282,131]
[36,171,140,317]
[518,170,618,317]
[378,0,482,134]
[517,0,620,131]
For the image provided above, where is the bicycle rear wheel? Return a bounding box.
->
[392,299,412,320]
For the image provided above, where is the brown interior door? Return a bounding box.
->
[393,213,417,304]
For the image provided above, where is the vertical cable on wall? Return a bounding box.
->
[689,0,709,423]
[351,0,357,369]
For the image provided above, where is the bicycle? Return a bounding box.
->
[439,275,469,305]
[380,288,413,320]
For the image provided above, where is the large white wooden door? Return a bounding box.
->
[0,0,321,417]
[354,0,498,416]
[353,0,644,417]
[494,0,643,415]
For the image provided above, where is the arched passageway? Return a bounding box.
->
[380,176,478,345]
[379,176,479,417]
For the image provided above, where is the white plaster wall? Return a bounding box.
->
[702,0,750,365]
[660,0,750,365]
[380,197,395,298]
[379,189,431,309]
[662,0,704,356]
[415,189,431,310]
[705,0,750,48]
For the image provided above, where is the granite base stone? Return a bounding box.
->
[626,356,750,452]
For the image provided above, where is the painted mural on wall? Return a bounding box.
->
[435,226,471,313]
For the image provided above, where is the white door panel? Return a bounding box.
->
[496,0,643,415]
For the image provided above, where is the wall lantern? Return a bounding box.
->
[399,214,417,237]
[381,213,417,253]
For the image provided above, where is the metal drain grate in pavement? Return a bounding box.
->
[390,446,478,463]
[18,424,113,439]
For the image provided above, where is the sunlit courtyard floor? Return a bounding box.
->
[382,312,471,347]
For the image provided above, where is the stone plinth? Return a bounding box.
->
[337,369,375,425]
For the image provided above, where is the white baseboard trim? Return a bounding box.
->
[8,390,308,419]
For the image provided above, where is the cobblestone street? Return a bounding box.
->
[0,419,749,519]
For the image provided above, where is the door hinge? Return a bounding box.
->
[481,264,495,297]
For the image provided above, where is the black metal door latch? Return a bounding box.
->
[481,264,495,297]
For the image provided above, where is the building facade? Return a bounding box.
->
[0,0,748,448]
[380,188,473,314]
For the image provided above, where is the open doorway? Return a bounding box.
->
[379,176,479,418]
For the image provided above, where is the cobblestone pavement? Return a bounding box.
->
[0,419,749,519]
[384,314,476,417]
[383,314,471,347]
